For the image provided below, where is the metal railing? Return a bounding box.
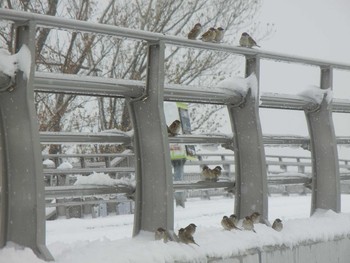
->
[1,8,350,261]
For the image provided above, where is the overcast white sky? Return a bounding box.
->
[253,0,350,139]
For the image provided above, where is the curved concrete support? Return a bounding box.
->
[0,22,53,260]
[228,56,268,221]
[305,67,340,214]
[128,41,174,236]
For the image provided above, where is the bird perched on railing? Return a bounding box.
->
[201,27,216,42]
[178,228,199,246]
[155,227,169,243]
[242,216,256,233]
[167,120,181,136]
[214,27,225,43]
[201,165,221,181]
[239,32,260,48]
[221,215,241,231]
[272,218,283,232]
[187,23,202,40]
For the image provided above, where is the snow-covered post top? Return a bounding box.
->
[215,73,258,106]
[0,45,31,92]
[298,85,333,111]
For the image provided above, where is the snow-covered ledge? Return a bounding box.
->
[5,210,349,263]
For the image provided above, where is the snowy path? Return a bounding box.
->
[2,194,350,263]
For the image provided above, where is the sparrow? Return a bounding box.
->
[201,27,216,42]
[239,32,260,48]
[229,214,238,226]
[221,216,240,231]
[155,227,168,242]
[272,218,283,232]
[184,223,197,235]
[214,27,225,43]
[178,228,199,246]
[242,216,256,233]
[167,120,181,136]
[212,166,222,178]
[250,212,261,224]
[187,23,202,40]
[202,165,211,178]
[201,165,219,182]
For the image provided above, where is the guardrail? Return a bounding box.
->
[1,9,350,261]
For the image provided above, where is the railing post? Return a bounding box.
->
[305,67,340,214]
[0,21,53,260]
[228,55,268,222]
[128,41,174,236]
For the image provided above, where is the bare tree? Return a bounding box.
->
[0,0,272,153]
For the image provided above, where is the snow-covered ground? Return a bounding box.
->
[2,194,350,263]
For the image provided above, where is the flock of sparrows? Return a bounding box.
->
[221,212,283,233]
[201,165,222,182]
[187,23,260,48]
[155,215,283,245]
[155,223,199,246]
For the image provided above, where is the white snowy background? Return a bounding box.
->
[1,0,350,262]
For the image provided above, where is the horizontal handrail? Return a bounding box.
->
[2,9,350,70]
[33,73,350,111]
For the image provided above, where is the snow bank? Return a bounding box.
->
[57,161,73,169]
[48,210,350,262]
[216,73,258,99]
[299,85,333,104]
[0,243,44,263]
[74,172,135,188]
[8,210,350,263]
[3,196,350,263]
[0,45,31,79]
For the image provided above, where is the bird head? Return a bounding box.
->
[242,32,249,37]
[217,27,224,31]
[275,218,282,223]
[214,166,222,171]
[195,23,202,27]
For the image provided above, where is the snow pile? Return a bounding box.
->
[299,85,333,104]
[0,45,31,79]
[46,210,350,262]
[2,196,350,263]
[0,243,44,263]
[216,73,258,99]
[74,172,135,188]
[42,159,55,168]
[57,161,73,169]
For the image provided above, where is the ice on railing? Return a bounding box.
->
[101,128,134,137]
[0,45,31,79]
[298,85,333,104]
[216,73,258,99]
[74,172,135,188]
